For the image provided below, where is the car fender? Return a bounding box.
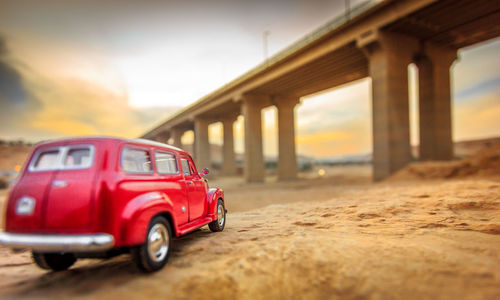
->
[206,188,224,221]
[119,191,176,246]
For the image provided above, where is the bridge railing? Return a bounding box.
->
[143,0,382,136]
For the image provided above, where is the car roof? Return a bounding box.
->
[34,136,184,153]
[125,138,184,152]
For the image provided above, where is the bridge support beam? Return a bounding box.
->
[242,95,267,182]
[153,131,170,144]
[417,44,456,161]
[222,116,238,176]
[171,128,184,149]
[360,31,418,181]
[275,97,300,180]
[194,118,211,169]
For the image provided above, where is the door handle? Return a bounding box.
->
[187,180,193,185]
[52,180,68,188]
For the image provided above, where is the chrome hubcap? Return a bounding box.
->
[147,223,169,263]
[217,204,225,227]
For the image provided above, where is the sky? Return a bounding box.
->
[0,0,499,158]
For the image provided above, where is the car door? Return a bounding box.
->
[180,156,207,221]
[6,146,61,232]
[44,144,97,231]
[153,150,189,225]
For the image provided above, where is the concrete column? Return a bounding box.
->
[416,44,456,161]
[275,97,300,180]
[221,116,238,176]
[171,128,184,149]
[191,129,196,161]
[359,31,418,181]
[194,118,211,169]
[241,95,268,182]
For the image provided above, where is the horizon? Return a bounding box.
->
[1,134,499,163]
[1,0,499,159]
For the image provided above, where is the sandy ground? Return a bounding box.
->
[0,166,499,299]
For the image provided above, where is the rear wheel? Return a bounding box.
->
[32,252,77,271]
[131,216,172,273]
[209,199,226,232]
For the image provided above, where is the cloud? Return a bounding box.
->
[297,118,371,158]
[455,77,500,102]
[454,92,500,141]
[294,80,371,157]
[0,36,28,104]
[0,35,180,141]
[22,76,181,140]
[0,34,43,138]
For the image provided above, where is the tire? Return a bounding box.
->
[208,199,226,232]
[131,216,172,273]
[32,252,77,271]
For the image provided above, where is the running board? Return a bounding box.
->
[177,217,213,236]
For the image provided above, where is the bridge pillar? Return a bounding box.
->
[275,97,300,180]
[416,44,456,161]
[222,116,238,176]
[194,118,211,169]
[171,128,184,149]
[360,31,418,181]
[242,95,267,182]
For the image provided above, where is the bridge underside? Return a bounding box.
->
[251,43,369,98]
[144,0,500,182]
[386,0,500,49]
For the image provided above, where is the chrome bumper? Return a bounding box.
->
[0,232,115,252]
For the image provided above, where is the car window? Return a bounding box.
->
[188,161,197,176]
[122,147,153,173]
[33,150,60,170]
[155,151,178,174]
[180,158,191,176]
[30,145,95,171]
[65,148,92,168]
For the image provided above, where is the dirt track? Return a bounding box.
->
[0,172,499,299]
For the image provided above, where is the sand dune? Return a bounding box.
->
[0,177,499,299]
[392,142,500,180]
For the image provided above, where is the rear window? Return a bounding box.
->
[122,147,153,173]
[155,151,178,174]
[33,150,60,170]
[65,148,92,168]
[30,145,95,171]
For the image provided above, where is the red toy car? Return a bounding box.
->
[0,137,226,272]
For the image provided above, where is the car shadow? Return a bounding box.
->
[7,256,139,297]
[6,227,216,297]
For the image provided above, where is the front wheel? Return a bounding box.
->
[131,216,172,273]
[32,252,77,271]
[209,199,226,232]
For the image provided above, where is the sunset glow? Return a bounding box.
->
[1,0,499,159]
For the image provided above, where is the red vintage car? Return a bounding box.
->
[0,137,226,272]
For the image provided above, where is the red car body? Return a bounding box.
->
[0,137,226,272]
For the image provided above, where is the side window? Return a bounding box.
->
[122,147,153,173]
[188,161,197,176]
[180,158,191,176]
[155,151,178,174]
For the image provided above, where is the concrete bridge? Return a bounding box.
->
[142,0,500,182]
